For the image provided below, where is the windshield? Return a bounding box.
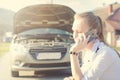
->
[18,28,71,36]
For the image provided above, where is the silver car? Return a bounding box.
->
[10,4,75,77]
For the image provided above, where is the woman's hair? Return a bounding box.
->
[74,12,105,42]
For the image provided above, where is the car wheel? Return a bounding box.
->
[11,71,19,77]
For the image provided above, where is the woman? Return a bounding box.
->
[64,12,120,80]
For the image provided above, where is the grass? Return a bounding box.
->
[0,42,10,56]
[115,47,120,52]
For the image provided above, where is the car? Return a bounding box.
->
[9,4,75,77]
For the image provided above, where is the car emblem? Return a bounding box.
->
[48,41,55,47]
[40,42,55,47]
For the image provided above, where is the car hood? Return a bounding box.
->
[14,4,75,34]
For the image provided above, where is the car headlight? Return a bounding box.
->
[10,44,29,54]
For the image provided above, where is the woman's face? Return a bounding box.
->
[72,18,90,42]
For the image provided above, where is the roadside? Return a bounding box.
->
[0,42,10,56]
[0,53,11,80]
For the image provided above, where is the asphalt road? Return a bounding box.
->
[0,53,71,80]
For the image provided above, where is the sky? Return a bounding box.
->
[0,0,120,13]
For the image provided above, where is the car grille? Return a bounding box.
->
[29,48,67,60]
[23,62,70,68]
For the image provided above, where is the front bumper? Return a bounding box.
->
[10,45,71,71]
[11,62,71,71]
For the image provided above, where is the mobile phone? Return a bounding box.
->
[85,29,97,44]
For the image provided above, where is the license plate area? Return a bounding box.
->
[36,52,61,60]
[19,71,34,76]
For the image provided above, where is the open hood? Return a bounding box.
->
[14,4,75,34]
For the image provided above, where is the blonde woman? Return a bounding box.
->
[64,12,120,80]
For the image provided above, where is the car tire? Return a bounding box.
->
[11,71,19,77]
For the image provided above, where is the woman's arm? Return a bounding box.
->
[70,52,83,80]
[64,52,83,80]
[68,33,89,80]
[64,33,89,80]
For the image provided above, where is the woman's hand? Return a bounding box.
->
[71,33,90,52]
[64,76,74,80]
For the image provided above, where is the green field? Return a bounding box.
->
[0,42,10,56]
[115,47,120,52]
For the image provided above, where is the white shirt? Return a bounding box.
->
[81,39,120,80]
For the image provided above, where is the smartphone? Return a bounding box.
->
[85,29,97,44]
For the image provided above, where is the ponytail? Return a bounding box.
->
[74,12,105,42]
[97,16,105,42]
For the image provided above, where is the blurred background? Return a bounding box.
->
[0,0,120,80]
[0,0,120,56]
